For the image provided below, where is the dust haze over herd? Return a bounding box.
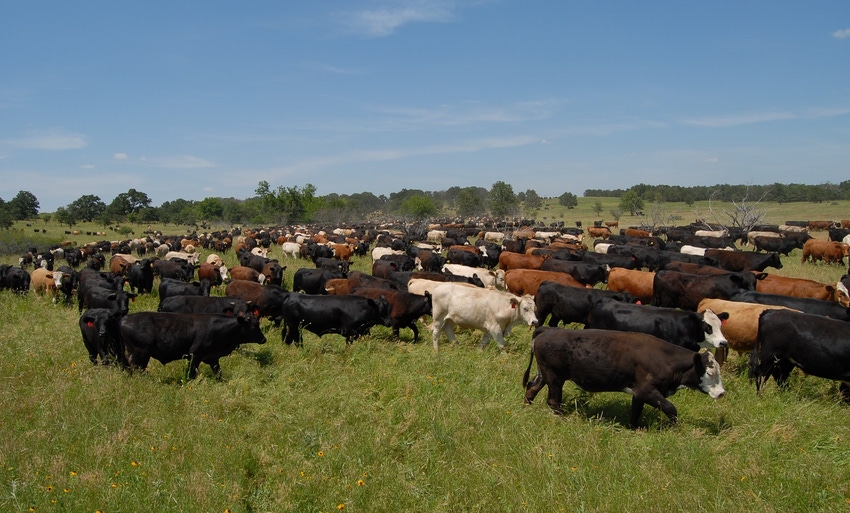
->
[1,2,849,211]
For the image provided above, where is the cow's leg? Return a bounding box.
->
[524,372,545,404]
[545,378,565,415]
[408,322,419,343]
[431,316,445,350]
[714,346,728,366]
[840,382,850,403]
[772,359,796,389]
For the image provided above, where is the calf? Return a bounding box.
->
[750,309,850,400]
[121,311,266,379]
[587,297,728,351]
[80,308,125,365]
[430,283,537,350]
[535,281,635,327]
[352,288,432,342]
[523,326,725,428]
[280,293,392,345]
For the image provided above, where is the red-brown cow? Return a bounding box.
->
[498,252,549,271]
[606,268,655,304]
[504,269,585,297]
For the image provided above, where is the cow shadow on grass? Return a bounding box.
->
[560,391,733,434]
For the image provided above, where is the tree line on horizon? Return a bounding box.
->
[1,180,848,230]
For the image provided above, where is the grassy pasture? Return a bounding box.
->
[1,198,850,512]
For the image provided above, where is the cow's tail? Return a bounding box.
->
[522,337,537,388]
[748,309,771,392]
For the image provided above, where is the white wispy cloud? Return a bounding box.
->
[833,28,850,39]
[301,62,366,75]
[5,130,87,150]
[339,0,456,37]
[80,164,96,169]
[682,111,795,127]
[113,152,129,160]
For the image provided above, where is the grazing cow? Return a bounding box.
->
[229,265,266,284]
[157,278,211,309]
[523,326,725,428]
[372,259,400,279]
[198,262,228,287]
[697,298,796,365]
[80,308,125,365]
[801,239,848,265]
[352,288,432,342]
[280,293,392,345]
[442,264,506,290]
[371,247,404,263]
[535,281,635,327]
[412,248,446,273]
[292,268,344,294]
[731,291,850,322]
[504,269,585,297]
[755,274,850,306]
[606,268,655,304]
[807,220,837,232]
[429,283,537,350]
[586,297,729,351]
[586,226,612,239]
[330,243,354,261]
[120,311,266,379]
[164,250,199,266]
[703,250,782,272]
[225,280,289,325]
[279,242,302,259]
[158,295,254,317]
[750,309,850,400]
[660,261,730,276]
[0,265,31,293]
[652,270,763,311]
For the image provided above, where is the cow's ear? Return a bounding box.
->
[718,311,730,322]
[694,352,707,374]
[510,297,519,309]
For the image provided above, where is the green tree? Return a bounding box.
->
[455,187,485,218]
[67,194,106,222]
[619,190,644,215]
[108,188,152,220]
[197,197,224,220]
[9,190,39,220]
[522,189,542,210]
[488,181,518,218]
[255,181,317,223]
[0,199,13,229]
[398,194,439,220]
[558,192,578,209]
[592,200,604,216]
[53,206,79,228]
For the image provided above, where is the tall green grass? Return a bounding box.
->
[1,199,849,512]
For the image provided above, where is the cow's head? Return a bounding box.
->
[699,309,729,349]
[696,351,725,399]
[513,295,538,327]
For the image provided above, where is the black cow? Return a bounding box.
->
[523,326,725,428]
[154,259,195,282]
[445,248,482,268]
[534,281,635,327]
[126,258,155,294]
[379,253,416,272]
[372,259,400,279]
[578,252,639,270]
[120,311,266,379]
[751,309,850,400]
[752,236,800,256]
[239,251,268,273]
[731,291,850,322]
[293,268,345,295]
[652,270,764,311]
[79,308,125,365]
[586,297,729,351]
[158,278,211,308]
[539,259,608,286]
[315,257,351,275]
[352,288,432,342]
[0,265,31,293]
[158,295,254,317]
[703,250,782,272]
[280,294,392,345]
[76,269,124,312]
[81,287,137,316]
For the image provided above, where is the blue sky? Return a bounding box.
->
[2,1,849,212]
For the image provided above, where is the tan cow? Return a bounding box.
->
[606,268,655,304]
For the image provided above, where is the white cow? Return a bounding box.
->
[694,229,729,238]
[371,247,404,263]
[280,242,302,259]
[164,251,199,265]
[429,283,538,350]
[442,263,505,290]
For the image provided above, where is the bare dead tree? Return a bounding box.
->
[705,187,770,232]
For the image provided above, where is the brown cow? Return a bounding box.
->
[606,268,655,304]
[504,269,585,297]
[498,252,549,271]
[697,298,797,365]
[801,239,848,265]
[229,265,266,284]
[807,220,836,231]
[330,243,354,261]
[755,273,850,306]
[586,226,611,239]
[624,228,651,238]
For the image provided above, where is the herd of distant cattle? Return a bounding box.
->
[2,217,850,428]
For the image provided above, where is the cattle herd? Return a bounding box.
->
[2,217,850,428]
